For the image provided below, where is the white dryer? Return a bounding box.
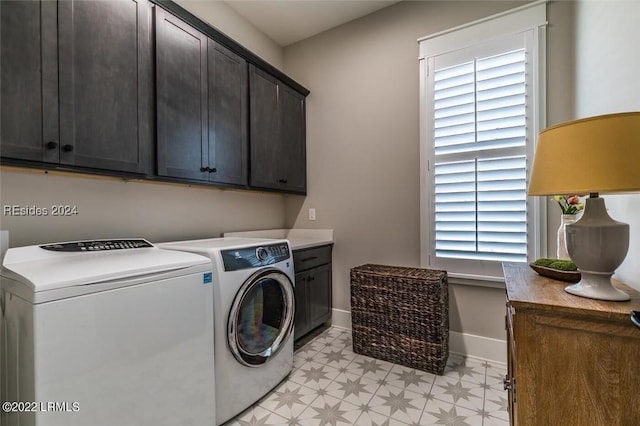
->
[0,239,216,426]
[158,238,295,425]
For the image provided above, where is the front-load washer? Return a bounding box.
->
[0,239,216,426]
[158,237,295,425]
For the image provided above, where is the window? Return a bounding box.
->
[419,1,547,280]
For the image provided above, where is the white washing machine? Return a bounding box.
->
[0,239,216,426]
[158,238,295,425]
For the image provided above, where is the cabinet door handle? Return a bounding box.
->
[200,167,210,172]
[209,167,217,173]
[300,256,318,263]
[46,141,58,150]
[309,276,315,282]
[62,144,74,152]
[278,178,288,184]
[503,375,513,390]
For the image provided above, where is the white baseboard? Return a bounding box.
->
[448,331,507,365]
[330,309,507,365]
[330,308,352,330]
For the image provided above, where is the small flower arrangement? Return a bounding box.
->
[553,195,584,215]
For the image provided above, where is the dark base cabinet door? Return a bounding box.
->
[293,245,333,341]
[294,266,332,341]
[294,271,310,341]
[58,0,152,174]
[0,0,58,163]
[308,264,332,328]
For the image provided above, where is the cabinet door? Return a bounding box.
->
[308,264,332,328]
[279,85,306,193]
[58,0,152,174]
[156,8,208,181]
[294,271,310,341]
[156,8,209,180]
[249,65,281,190]
[208,41,248,186]
[0,0,58,163]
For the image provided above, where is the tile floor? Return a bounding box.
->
[226,327,509,426]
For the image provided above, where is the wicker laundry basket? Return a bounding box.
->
[350,264,448,374]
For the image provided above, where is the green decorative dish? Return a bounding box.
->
[529,263,581,283]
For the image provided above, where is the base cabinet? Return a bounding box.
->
[503,262,640,426]
[294,245,332,340]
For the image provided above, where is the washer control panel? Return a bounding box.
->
[221,243,290,271]
[40,239,153,252]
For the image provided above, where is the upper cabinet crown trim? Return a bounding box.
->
[152,0,310,97]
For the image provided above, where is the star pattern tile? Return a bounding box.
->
[386,364,435,394]
[224,326,509,426]
[369,385,427,424]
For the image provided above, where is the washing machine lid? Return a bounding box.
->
[1,238,210,293]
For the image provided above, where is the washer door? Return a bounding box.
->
[228,268,295,367]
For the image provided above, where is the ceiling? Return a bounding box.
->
[224,0,401,47]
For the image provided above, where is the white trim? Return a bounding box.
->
[418,0,547,58]
[448,274,505,289]
[532,24,548,260]
[449,331,507,365]
[419,56,431,274]
[419,2,547,280]
[330,308,352,330]
[332,309,507,365]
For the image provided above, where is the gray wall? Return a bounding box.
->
[283,0,576,340]
[573,0,640,290]
[0,170,285,246]
[175,0,284,70]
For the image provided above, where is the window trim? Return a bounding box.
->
[419,1,548,281]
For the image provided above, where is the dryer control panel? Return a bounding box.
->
[40,239,153,252]
[221,243,290,271]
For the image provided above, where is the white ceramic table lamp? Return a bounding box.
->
[528,112,640,301]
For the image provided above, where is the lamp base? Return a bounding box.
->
[565,196,630,302]
[565,270,630,301]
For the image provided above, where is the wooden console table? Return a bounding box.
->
[503,262,640,425]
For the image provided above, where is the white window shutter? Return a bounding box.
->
[419,1,546,279]
[431,49,528,264]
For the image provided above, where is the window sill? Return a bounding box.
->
[447,272,505,289]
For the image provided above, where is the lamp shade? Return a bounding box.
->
[528,112,640,195]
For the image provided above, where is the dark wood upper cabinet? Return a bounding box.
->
[208,41,248,186]
[58,0,152,174]
[279,85,307,193]
[249,65,307,194]
[156,7,208,181]
[1,0,151,174]
[249,66,281,189]
[156,10,248,186]
[0,0,58,163]
[1,0,307,193]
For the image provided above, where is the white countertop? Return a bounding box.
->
[223,229,333,251]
